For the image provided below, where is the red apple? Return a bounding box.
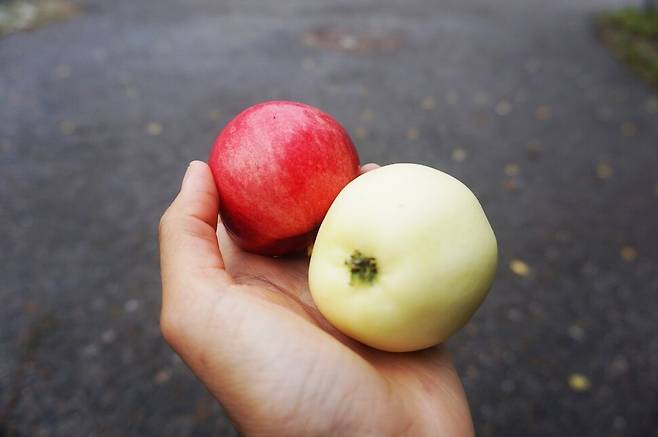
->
[208,101,360,256]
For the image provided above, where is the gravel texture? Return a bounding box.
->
[1,0,657,435]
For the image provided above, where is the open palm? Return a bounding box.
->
[159,161,474,436]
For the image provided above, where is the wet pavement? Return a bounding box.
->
[1,0,657,435]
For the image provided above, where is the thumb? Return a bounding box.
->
[159,161,230,302]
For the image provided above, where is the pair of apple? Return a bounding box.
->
[209,101,497,352]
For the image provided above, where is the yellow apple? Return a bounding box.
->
[308,163,497,352]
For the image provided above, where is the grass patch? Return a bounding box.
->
[596,7,658,87]
[0,0,79,37]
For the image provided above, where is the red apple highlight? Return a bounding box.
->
[208,101,360,256]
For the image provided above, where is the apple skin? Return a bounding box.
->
[308,163,497,352]
[208,101,360,256]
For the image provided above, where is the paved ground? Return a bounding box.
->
[1,0,657,435]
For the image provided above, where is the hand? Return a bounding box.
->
[159,161,475,436]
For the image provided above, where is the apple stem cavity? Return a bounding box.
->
[346,250,378,286]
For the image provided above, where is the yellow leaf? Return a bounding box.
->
[509,259,530,276]
[568,374,591,392]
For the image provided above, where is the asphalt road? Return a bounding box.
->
[1,0,657,435]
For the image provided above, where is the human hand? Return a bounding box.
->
[159,161,475,436]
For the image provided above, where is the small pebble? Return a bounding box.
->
[154,368,173,384]
[609,356,629,375]
[91,298,105,310]
[124,299,140,312]
[54,64,72,79]
[82,343,99,357]
[507,308,523,321]
[645,97,658,114]
[501,379,516,394]
[101,329,116,344]
[613,416,627,430]
[568,325,585,341]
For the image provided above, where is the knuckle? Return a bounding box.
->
[158,212,168,236]
[159,308,181,347]
[158,209,177,241]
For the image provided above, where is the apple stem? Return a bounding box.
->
[345,250,378,285]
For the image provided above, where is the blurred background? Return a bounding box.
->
[1,0,657,435]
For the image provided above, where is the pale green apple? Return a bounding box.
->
[308,163,497,352]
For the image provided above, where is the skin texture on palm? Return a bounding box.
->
[159,161,475,436]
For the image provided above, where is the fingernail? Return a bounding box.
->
[181,162,195,189]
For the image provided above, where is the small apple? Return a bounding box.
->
[208,101,360,256]
[308,163,497,352]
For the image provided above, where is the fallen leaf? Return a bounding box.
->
[502,179,520,192]
[421,96,436,110]
[495,100,512,116]
[568,325,585,341]
[445,92,459,105]
[59,120,76,135]
[452,148,467,162]
[568,373,591,392]
[535,105,552,121]
[125,86,140,98]
[146,122,163,136]
[406,127,419,140]
[509,259,530,276]
[596,162,613,179]
[54,64,72,79]
[527,139,543,160]
[473,92,490,107]
[620,245,637,262]
[645,97,658,114]
[360,110,374,121]
[208,109,222,121]
[620,122,636,137]
[504,163,520,176]
[355,127,368,140]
